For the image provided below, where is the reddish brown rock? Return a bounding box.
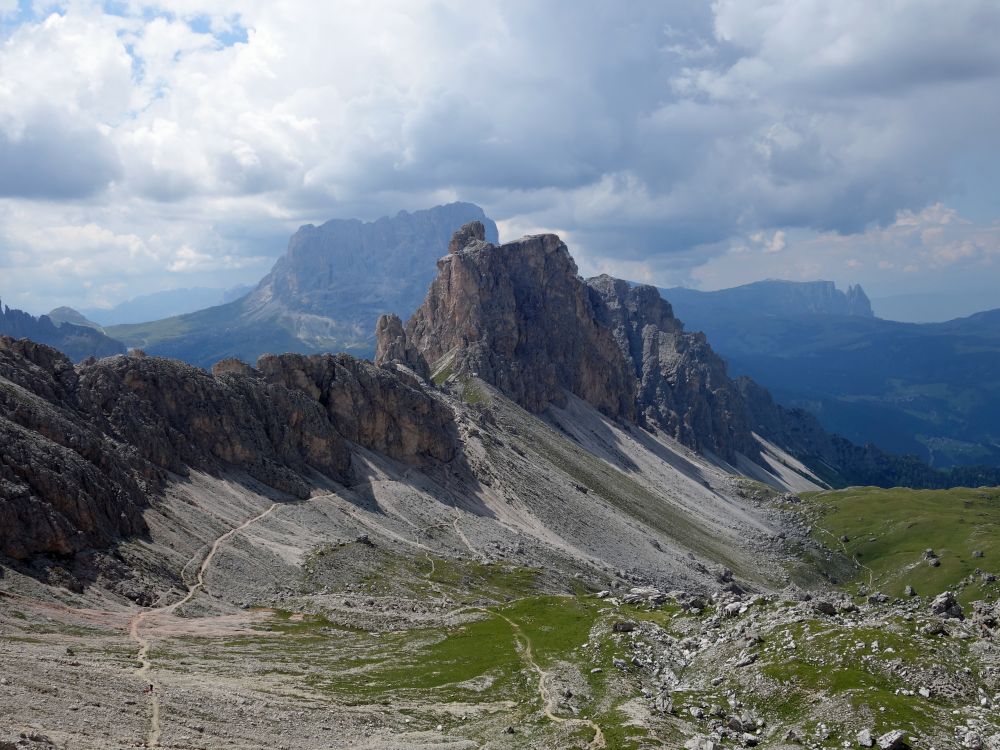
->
[392,222,635,419]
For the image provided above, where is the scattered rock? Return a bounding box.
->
[877,729,908,749]
[813,600,837,616]
[921,621,946,636]
[930,591,964,619]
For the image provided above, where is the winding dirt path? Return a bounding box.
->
[815,521,875,589]
[128,502,279,748]
[488,609,605,749]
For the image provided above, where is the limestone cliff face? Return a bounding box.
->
[388,222,635,418]
[377,223,755,462]
[366,222,875,475]
[256,352,457,464]
[0,337,456,562]
[0,339,152,560]
[587,275,759,463]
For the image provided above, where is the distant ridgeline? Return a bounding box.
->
[0,299,126,361]
[665,280,874,319]
[663,280,1000,472]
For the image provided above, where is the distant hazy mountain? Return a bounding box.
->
[662,281,1000,469]
[108,203,498,368]
[82,285,255,326]
[47,306,103,330]
[663,279,874,319]
[1,299,126,361]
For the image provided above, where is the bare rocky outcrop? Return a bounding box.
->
[76,352,351,495]
[0,337,456,562]
[377,223,935,482]
[256,352,457,464]
[379,223,758,462]
[587,275,759,463]
[0,339,151,560]
[389,222,635,418]
[374,313,429,380]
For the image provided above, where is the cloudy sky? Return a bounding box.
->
[1,0,998,319]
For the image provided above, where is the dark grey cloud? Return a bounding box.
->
[0,113,121,199]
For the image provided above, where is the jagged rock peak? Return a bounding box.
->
[586,277,759,463]
[846,284,873,317]
[374,313,429,379]
[448,220,488,254]
[398,227,636,418]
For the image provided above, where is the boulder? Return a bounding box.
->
[930,591,964,619]
[877,729,907,749]
[813,601,838,616]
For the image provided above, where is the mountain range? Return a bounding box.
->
[4,203,999,486]
[663,282,1000,468]
[0,299,125,360]
[104,202,497,367]
[4,220,1000,749]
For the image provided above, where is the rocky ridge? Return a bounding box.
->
[0,337,455,562]
[379,223,780,467]
[587,275,759,464]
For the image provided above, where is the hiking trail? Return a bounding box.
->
[128,502,279,748]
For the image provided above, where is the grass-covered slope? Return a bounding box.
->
[798,485,1000,602]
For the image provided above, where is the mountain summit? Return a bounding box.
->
[249,203,498,322]
[108,203,497,367]
[379,222,1000,488]
[376,223,789,470]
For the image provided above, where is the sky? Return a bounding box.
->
[1,0,998,319]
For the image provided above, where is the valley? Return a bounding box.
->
[4,474,1000,749]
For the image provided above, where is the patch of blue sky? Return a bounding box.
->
[0,0,35,41]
